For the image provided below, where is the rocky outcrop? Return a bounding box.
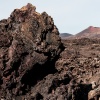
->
[0,3,63,99]
[0,3,100,100]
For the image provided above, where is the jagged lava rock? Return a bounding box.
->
[0,3,63,98]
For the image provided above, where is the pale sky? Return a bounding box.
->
[0,0,100,34]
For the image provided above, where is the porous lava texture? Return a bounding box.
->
[0,3,100,100]
[0,3,63,99]
[28,38,100,100]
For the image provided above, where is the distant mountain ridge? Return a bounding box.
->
[61,26,100,39]
[75,26,100,38]
[60,33,73,39]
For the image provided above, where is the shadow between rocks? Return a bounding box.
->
[20,56,59,94]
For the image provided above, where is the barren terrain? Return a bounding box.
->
[0,3,100,100]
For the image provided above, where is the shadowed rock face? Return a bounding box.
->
[0,3,63,98]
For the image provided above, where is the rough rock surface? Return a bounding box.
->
[30,38,100,100]
[0,3,100,100]
[55,38,100,100]
[0,3,63,99]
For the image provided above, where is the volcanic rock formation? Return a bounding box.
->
[0,3,63,99]
[0,3,100,100]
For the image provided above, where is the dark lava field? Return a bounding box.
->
[0,3,100,100]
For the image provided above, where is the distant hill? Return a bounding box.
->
[68,26,100,39]
[60,33,73,39]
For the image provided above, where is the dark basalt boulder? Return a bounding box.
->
[0,3,63,99]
